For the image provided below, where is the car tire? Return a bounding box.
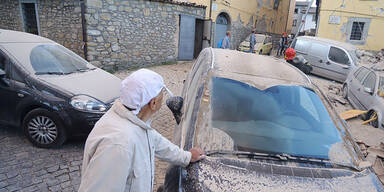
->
[267,51,271,56]
[342,84,348,99]
[259,50,263,55]
[22,108,67,148]
[366,111,379,128]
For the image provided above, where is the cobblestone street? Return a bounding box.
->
[0,62,192,192]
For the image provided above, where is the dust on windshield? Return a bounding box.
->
[195,77,355,165]
[30,44,92,74]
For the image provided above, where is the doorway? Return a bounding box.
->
[215,13,230,48]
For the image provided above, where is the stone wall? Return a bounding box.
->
[38,0,85,58]
[0,0,23,31]
[85,0,205,70]
[0,0,85,58]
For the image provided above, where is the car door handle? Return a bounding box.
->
[342,65,350,69]
[17,93,24,98]
[326,61,331,65]
[319,60,323,63]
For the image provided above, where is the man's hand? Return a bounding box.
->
[189,147,205,163]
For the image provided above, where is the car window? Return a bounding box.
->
[355,67,370,83]
[0,51,10,78]
[0,52,6,71]
[202,77,345,160]
[294,39,310,53]
[30,44,91,74]
[308,42,328,58]
[362,72,376,91]
[328,47,350,65]
[353,67,363,77]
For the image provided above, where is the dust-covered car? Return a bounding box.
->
[0,29,121,148]
[163,48,384,192]
[238,34,272,55]
[343,65,384,129]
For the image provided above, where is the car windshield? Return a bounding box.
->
[30,44,91,74]
[379,76,384,95]
[255,35,265,43]
[202,77,352,161]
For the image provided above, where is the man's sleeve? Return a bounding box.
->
[152,130,191,167]
[78,144,133,192]
[221,38,227,49]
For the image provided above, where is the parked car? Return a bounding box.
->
[343,65,384,129]
[163,48,383,191]
[291,36,360,82]
[238,34,272,55]
[0,29,121,148]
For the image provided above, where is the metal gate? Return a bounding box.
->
[178,15,196,60]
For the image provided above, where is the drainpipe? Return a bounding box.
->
[80,0,88,60]
[285,0,292,33]
[209,0,212,19]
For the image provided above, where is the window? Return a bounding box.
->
[312,15,316,22]
[293,19,297,27]
[347,18,370,45]
[328,47,350,65]
[20,0,39,35]
[355,67,370,83]
[30,44,91,74]
[294,8,298,14]
[208,78,344,159]
[0,53,6,71]
[362,72,376,91]
[273,0,280,9]
[350,22,365,40]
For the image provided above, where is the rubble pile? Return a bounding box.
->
[327,85,347,106]
[358,49,384,68]
[358,141,384,184]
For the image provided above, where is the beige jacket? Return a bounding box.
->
[78,99,191,192]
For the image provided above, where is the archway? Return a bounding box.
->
[215,12,231,48]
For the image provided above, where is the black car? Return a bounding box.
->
[0,29,120,148]
[163,48,384,191]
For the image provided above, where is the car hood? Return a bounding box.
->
[36,68,121,104]
[184,157,384,192]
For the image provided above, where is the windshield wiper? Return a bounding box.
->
[35,71,70,75]
[206,150,361,171]
[76,68,96,72]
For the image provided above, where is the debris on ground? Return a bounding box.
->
[326,84,349,107]
[358,141,384,184]
[358,49,384,67]
[340,110,367,120]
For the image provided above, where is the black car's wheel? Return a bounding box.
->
[367,111,379,128]
[259,50,263,55]
[342,84,348,99]
[22,108,67,148]
[267,50,271,56]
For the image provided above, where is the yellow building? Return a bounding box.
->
[177,0,295,49]
[317,0,384,51]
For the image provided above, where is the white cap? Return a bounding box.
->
[120,69,166,115]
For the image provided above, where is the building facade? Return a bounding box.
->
[177,0,296,50]
[317,0,384,51]
[0,0,206,70]
[291,2,316,36]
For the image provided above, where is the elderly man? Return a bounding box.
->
[78,69,205,192]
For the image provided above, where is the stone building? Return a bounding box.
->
[0,0,206,70]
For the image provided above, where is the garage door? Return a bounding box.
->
[178,15,196,60]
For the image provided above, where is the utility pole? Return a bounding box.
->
[294,0,315,39]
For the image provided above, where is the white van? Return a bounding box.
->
[291,36,360,82]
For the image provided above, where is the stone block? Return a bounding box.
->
[100,13,111,20]
[87,30,101,36]
[109,5,117,11]
[111,44,119,52]
[87,0,102,8]
[144,8,150,16]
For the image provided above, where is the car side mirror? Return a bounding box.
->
[166,96,184,124]
[364,87,373,95]
[0,69,5,78]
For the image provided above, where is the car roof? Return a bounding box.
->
[0,29,54,43]
[211,48,311,89]
[297,36,357,51]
